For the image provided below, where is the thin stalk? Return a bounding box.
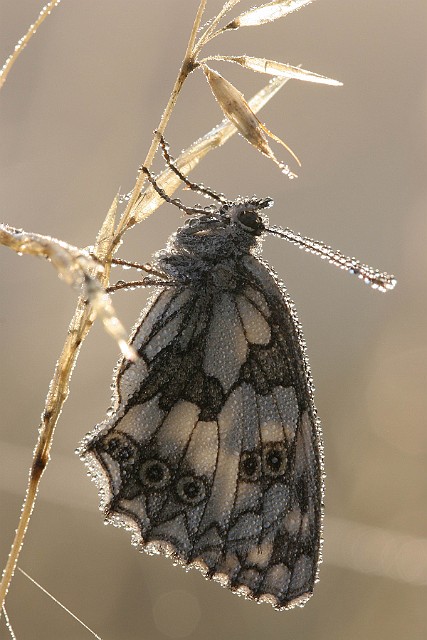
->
[0,0,62,91]
[114,0,207,241]
[194,0,241,54]
[0,294,98,611]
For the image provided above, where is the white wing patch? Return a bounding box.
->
[155,400,200,458]
[244,286,271,317]
[184,420,219,476]
[114,396,164,442]
[273,386,299,441]
[258,394,285,442]
[199,389,244,530]
[236,294,271,344]
[204,293,247,392]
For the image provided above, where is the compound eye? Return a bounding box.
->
[237,209,264,234]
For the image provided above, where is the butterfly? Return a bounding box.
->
[78,138,395,610]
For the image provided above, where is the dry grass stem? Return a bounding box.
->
[194,0,242,51]
[1,605,16,640]
[0,0,62,91]
[113,0,208,241]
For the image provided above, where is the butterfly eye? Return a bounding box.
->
[139,459,171,489]
[237,210,257,228]
[176,475,206,505]
[239,451,261,481]
[235,209,265,235]
[263,444,287,478]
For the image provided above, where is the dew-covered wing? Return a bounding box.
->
[79,259,323,610]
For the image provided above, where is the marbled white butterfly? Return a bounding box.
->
[78,139,395,610]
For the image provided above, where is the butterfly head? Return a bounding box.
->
[174,196,273,254]
[220,196,273,236]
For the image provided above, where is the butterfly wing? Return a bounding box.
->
[80,256,323,610]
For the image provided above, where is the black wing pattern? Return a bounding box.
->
[80,254,323,610]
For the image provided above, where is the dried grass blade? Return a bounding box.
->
[209,55,342,86]
[94,194,118,262]
[202,65,272,153]
[201,64,299,173]
[224,0,314,30]
[257,120,301,166]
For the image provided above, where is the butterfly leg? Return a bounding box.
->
[139,165,209,216]
[157,132,227,203]
[111,257,167,279]
[106,278,179,294]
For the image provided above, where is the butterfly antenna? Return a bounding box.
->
[157,132,227,203]
[269,225,396,292]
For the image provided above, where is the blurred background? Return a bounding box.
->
[0,1,426,638]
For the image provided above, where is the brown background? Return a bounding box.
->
[1,1,426,638]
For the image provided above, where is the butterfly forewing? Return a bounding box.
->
[80,202,323,610]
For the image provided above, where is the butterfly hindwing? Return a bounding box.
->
[81,251,323,610]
